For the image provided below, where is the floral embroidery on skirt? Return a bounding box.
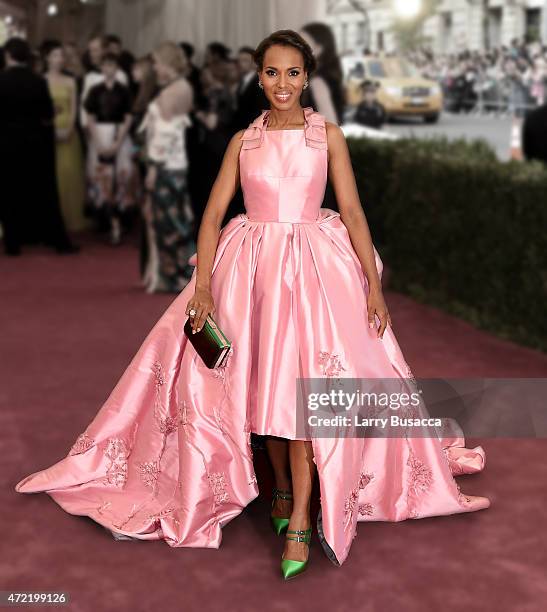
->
[208,471,229,505]
[318,350,347,377]
[69,432,94,455]
[406,446,434,517]
[103,438,131,488]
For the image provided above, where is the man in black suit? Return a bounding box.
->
[180,42,205,108]
[0,38,78,255]
[221,47,270,223]
[105,34,136,95]
[522,103,547,165]
[231,46,269,132]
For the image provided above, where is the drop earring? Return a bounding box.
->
[303,80,309,89]
[258,80,263,89]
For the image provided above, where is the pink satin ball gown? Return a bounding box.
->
[15,106,490,566]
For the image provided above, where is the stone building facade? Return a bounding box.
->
[325,0,547,54]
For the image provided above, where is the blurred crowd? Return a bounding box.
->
[2,26,546,294]
[406,38,547,115]
[0,24,346,293]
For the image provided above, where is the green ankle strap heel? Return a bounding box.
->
[270,487,293,535]
[281,527,312,580]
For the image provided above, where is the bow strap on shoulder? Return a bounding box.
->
[239,109,269,149]
[239,106,327,150]
[303,106,328,150]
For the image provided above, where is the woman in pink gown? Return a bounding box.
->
[15,31,489,578]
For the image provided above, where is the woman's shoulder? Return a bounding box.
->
[325,121,344,138]
[156,83,191,117]
[166,76,192,96]
[324,121,346,156]
[159,78,192,106]
[224,129,247,157]
[231,128,247,146]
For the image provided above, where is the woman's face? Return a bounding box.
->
[258,44,307,111]
[47,47,65,72]
[152,54,174,86]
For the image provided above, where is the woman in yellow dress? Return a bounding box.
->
[42,40,89,233]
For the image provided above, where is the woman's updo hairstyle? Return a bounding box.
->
[40,39,63,62]
[253,29,316,75]
[153,41,186,75]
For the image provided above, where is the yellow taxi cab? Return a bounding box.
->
[342,55,443,123]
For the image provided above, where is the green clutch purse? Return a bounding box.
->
[184,313,232,369]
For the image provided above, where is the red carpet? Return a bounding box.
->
[2,229,547,611]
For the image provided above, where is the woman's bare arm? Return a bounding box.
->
[326,121,392,337]
[186,129,245,332]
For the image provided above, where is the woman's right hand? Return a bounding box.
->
[185,287,215,334]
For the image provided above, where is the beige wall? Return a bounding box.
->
[105,0,326,58]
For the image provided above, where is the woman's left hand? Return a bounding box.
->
[367,287,392,339]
